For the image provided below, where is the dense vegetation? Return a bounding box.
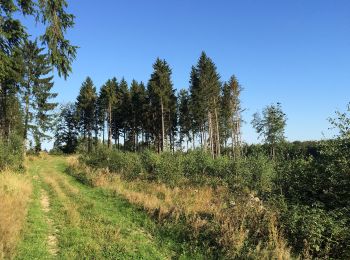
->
[0,0,76,167]
[1,1,349,259]
[69,131,350,259]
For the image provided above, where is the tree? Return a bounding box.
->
[0,0,77,79]
[252,103,287,159]
[16,40,57,150]
[148,58,174,152]
[221,75,243,159]
[329,102,350,139]
[190,52,221,157]
[178,89,192,150]
[76,77,97,152]
[0,0,76,156]
[54,103,79,153]
[99,78,118,148]
[130,80,148,151]
[118,78,130,149]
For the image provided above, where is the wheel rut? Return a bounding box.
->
[40,189,58,256]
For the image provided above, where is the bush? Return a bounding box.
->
[0,134,24,171]
[230,154,275,196]
[280,203,350,258]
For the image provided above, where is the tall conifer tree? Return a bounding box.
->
[76,77,97,152]
[148,58,174,152]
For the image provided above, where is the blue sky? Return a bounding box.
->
[23,0,350,147]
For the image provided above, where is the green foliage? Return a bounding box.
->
[76,77,98,151]
[233,154,275,195]
[329,102,350,139]
[280,203,349,259]
[54,103,79,154]
[252,103,287,158]
[0,133,24,171]
[16,40,58,149]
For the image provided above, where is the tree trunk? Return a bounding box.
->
[192,132,195,150]
[160,97,165,152]
[23,92,30,153]
[108,104,112,148]
[214,106,220,157]
[102,116,105,145]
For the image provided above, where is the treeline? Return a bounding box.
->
[55,52,286,157]
[0,0,76,169]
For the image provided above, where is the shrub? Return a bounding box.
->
[280,204,350,259]
[230,154,275,196]
[0,134,24,171]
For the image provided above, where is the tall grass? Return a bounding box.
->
[67,156,291,259]
[0,171,32,259]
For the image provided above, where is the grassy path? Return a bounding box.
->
[15,156,204,259]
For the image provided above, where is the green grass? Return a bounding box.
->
[15,163,51,259]
[15,156,207,259]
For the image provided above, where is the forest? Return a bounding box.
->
[1,1,350,259]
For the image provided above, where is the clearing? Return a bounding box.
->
[14,155,204,259]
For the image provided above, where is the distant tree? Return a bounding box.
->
[221,75,243,159]
[120,78,131,148]
[178,89,192,150]
[329,102,350,139]
[220,82,232,148]
[190,52,221,157]
[54,103,79,153]
[130,80,148,151]
[148,58,174,152]
[16,40,57,151]
[252,103,287,159]
[76,77,97,152]
[99,78,118,148]
[138,81,148,148]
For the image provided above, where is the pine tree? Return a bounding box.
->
[0,0,76,147]
[229,75,243,159]
[148,58,174,152]
[16,40,57,151]
[117,78,130,149]
[0,0,76,80]
[99,77,118,148]
[221,75,243,159]
[54,103,79,153]
[76,77,97,152]
[220,82,232,148]
[190,52,221,157]
[178,89,192,150]
[130,79,148,151]
[138,81,148,149]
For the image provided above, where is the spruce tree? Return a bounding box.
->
[118,78,130,149]
[190,52,221,157]
[76,77,97,152]
[0,0,76,80]
[221,75,243,158]
[54,103,79,153]
[99,77,118,148]
[16,40,57,150]
[148,58,174,152]
[178,89,192,150]
[130,79,148,150]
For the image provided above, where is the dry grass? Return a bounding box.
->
[0,170,32,259]
[67,157,291,259]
